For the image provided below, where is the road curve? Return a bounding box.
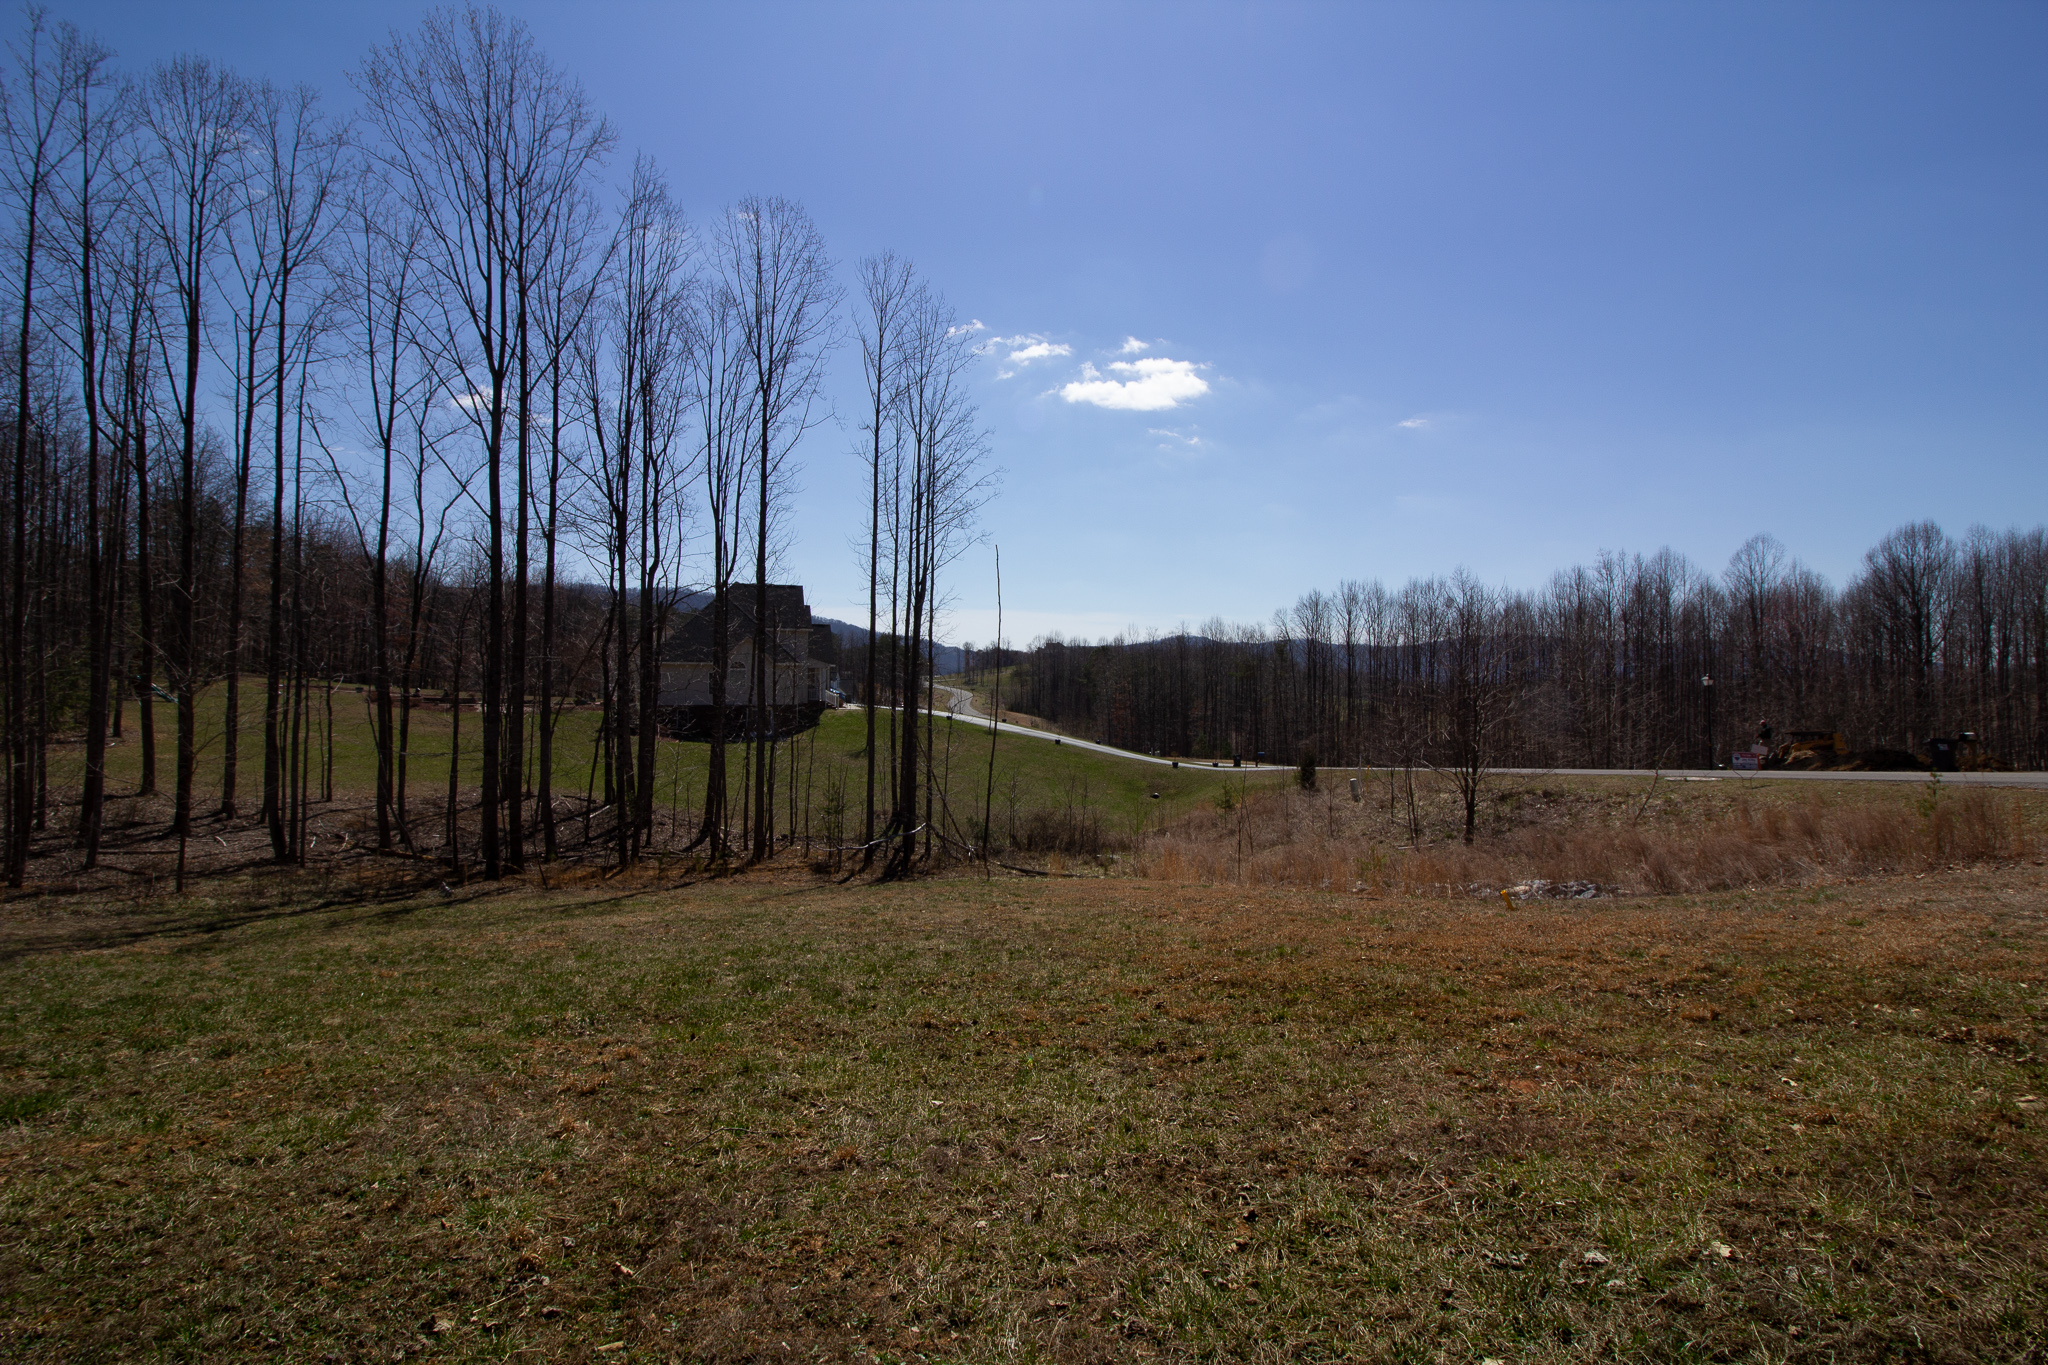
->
[918,686,1287,770]
[910,687,2048,787]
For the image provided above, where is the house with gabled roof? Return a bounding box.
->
[657,584,842,740]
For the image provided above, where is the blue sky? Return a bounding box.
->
[79,1,2048,645]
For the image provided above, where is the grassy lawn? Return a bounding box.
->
[83,677,2033,871]
[65,682,1271,850]
[83,683,755,815]
[1,867,2043,1361]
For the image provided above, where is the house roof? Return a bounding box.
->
[660,584,816,665]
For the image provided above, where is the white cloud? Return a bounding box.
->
[1396,416,1430,429]
[1060,357,1210,411]
[987,333,1072,374]
[1006,340,1072,363]
[1148,425,1206,462]
[949,318,988,338]
[1119,336,1151,354]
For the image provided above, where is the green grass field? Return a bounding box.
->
[0,866,2041,1361]
[63,680,1285,855]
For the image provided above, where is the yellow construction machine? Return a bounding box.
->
[1771,730,1847,767]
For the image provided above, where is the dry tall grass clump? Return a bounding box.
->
[1136,776,2041,896]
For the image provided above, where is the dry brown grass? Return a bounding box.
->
[1136,774,2047,898]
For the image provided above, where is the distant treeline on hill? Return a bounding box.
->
[1005,523,2048,772]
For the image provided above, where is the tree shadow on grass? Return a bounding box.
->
[0,827,885,963]
[0,859,460,962]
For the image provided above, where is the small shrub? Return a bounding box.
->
[1013,806,1110,855]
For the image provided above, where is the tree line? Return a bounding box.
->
[0,3,990,885]
[1010,523,2048,804]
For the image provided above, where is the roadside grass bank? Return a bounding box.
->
[1138,773,2048,898]
[1,870,2043,1361]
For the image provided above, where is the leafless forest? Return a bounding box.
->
[1011,524,2048,775]
[0,5,990,886]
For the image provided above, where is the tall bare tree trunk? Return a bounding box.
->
[506,282,529,872]
[538,341,564,862]
[134,408,156,799]
[5,72,47,885]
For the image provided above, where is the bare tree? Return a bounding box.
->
[42,15,124,864]
[134,53,250,850]
[1723,532,1785,753]
[110,219,162,800]
[1861,521,1954,752]
[392,360,465,852]
[578,156,691,866]
[357,3,611,878]
[530,179,603,863]
[1434,573,1516,844]
[334,168,428,851]
[712,195,837,863]
[213,81,341,832]
[883,285,991,878]
[852,251,913,863]
[0,5,72,883]
[678,258,752,861]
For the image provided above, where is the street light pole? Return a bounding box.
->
[1701,674,1717,769]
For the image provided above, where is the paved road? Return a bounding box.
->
[1485,767,2048,788]
[913,687,2048,787]
[922,686,1287,770]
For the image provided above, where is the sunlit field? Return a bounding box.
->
[2,865,2044,1362]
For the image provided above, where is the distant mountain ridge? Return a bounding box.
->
[819,617,965,676]
[618,587,968,675]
